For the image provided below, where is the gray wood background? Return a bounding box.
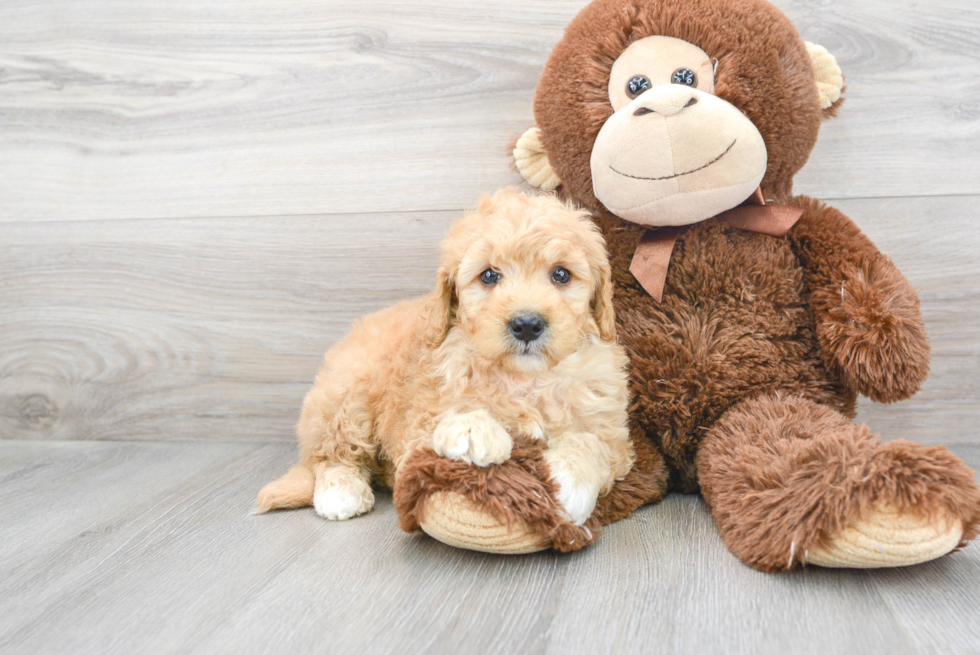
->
[1,0,979,653]
[1,0,978,447]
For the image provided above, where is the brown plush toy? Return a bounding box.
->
[395,0,980,570]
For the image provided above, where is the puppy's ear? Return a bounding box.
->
[592,257,616,342]
[423,261,457,348]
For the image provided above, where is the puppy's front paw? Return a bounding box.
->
[433,409,513,467]
[544,450,601,526]
[313,467,374,520]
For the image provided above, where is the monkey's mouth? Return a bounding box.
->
[610,139,737,181]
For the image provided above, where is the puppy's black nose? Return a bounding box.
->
[509,313,547,343]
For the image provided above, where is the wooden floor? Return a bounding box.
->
[1,440,978,655]
[2,0,980,653]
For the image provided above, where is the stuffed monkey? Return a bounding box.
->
[395,0,980,571]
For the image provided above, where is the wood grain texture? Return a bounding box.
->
[0,0,978,222]
[0,440,978,655]
[0,210,455,442]
[2,196,978,445]
[848,195,980,444]
[2,1,978,652]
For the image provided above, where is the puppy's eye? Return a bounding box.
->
[626,75,651,99]
[672,68,697,87]
[479,269,500,286]
[551,267,571,285]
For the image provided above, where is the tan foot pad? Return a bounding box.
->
[419,491,550,554]
[807,505,964,568]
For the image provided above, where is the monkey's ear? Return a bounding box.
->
[805,42,844,115]
[513,127,562,191]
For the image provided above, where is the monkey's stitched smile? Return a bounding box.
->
[610,139,737,181]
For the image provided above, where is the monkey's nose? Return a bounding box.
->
[509,313,547,343]
[632,87,700,117]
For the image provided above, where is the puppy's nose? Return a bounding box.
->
[509,313,547,343]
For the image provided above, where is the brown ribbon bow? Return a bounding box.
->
[628,188,805,301]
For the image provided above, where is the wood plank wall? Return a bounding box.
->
[1,0,978,445]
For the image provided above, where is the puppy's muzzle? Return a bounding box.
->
[509,312,547,343]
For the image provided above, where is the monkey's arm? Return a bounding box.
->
[786,195,929,403]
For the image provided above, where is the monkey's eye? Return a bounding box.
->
[479,269,500,286]
[626,75,651,99]
[671,68,697,87]
[551,267,572,285]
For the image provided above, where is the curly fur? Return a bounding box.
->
[396,424,669,550]
[406,0,979,567]
[256,188,634,524]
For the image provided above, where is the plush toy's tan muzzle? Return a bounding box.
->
[590,85,767,227]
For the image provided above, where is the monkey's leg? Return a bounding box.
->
[394,424,668,554]
[696,394,980,572]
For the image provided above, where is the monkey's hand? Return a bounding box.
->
[813,256,929,402]
[789,197,930,403]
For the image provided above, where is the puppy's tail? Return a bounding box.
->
[254,463,315,514]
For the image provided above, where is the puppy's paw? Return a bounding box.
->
[313,467,374,520]
[433,409,513,467]
[544,450,601,526]
[517,419,545,441]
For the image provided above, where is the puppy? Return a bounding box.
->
[256,188,633,526]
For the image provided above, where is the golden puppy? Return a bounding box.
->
[256,188,633,526]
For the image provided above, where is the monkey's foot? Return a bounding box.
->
[419,491,549,554]
[807,505,963,568]
[394,441,601,554]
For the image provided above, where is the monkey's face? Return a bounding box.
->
[521,0,844,223]
[590,36,767,227]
